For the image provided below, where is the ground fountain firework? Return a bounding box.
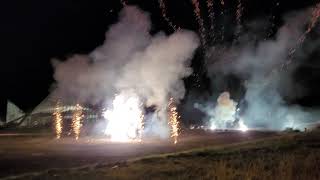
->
[103,92,144,142]
[53,102,63,139]
[168,98,180,144]
[71,104,84,140]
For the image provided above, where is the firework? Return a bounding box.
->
[285,3,320,68]
[168,98,180,144]
[72,104,83,140]
[206,0,215,38]
[158,0,179,31]
[53,102,63,139]
[191,0,207,47]
[103,93,144,142]
[235,0,243,38]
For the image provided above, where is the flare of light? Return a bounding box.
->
[238,119,248,132]
[103,93,144,142]
[72,104,84,140]
[168,98,180,144]
[53,102,63,139]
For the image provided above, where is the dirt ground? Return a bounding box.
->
[0,130,278,178]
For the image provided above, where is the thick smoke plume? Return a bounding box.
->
[52,6,199,137]
[202,7,320,130]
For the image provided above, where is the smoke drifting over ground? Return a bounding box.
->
[52,6,199,138]
[201,7,320,130]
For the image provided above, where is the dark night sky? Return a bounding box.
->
[1,0,319,119]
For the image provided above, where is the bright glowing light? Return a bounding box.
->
[238,119,248,132]
[103,93,144,142]
[168,98,180,144]
[72,104,84,140]
[53,102,63,139]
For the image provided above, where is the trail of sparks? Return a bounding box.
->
[267,1,280,38]
[206,0,215,41]
[220,0,225,41]
[235,0,243,38]
[168,98,180,144]
[158,0,179,31]
[72,104,83,140]
[53,102,63,139]
[285,2,320,68]
[191,0,207,48]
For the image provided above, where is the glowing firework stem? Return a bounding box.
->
[206,0,215,35]
[235,0,243,37]
[72,104,83,140]
[53,102,63,139]
[285,3,320,67]
[158,0,179,31]
[191,0,207,48]
[168,98,180,144]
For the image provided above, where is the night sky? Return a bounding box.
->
[1,0,320,120]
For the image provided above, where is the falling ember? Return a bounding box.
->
[220,0,225,6]
[103,93,144,142]
[158,0,179,31]
[285,2,320,68]
[72,104,83,140]
[235,0,243,38]
[191,0,207,48]
[168,98,180,144]
[53,102,63,139]
[219,0,225,41]
[206,0,215,38]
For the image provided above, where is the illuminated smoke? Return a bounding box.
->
[204,6,320,130]
[168,98,180,144]
[103,92,144,142]
[211,92,237,129]
[158,0,179,31]
[191,0,207,47]
[194,92,248,131]
[71,104,83,140]
[52,6,198,140]
[53,102,63,139]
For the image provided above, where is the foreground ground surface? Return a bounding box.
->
[0,130,277,179]
[3,130,320,180]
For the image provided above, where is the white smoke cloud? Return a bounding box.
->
[52,6,199,137]
[203,7,320,130]
[52,6,199,105]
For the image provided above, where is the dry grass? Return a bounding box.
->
[10,130,320,180]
